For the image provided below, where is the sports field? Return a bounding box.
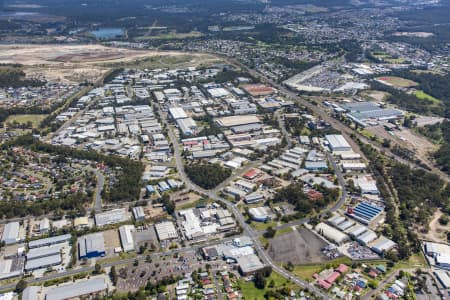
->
[5,114,47,127]
[376,76,418,88]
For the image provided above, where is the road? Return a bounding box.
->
[268,152,347,232]
[225,57,450,183]
[87,166,105,212]
[0,235,239,292]
[274,108,292,148]
[162,112,333,299]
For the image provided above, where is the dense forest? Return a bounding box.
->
[0,66,45,88]
[0,192,89,219]
[185,163,231,189]
[5,135,144,203]
[389,163,449,227]
[370,81,446,117]
[417,120,450,174]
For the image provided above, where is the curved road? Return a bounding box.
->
[271,152,347,232]
[225,57,449,183]
[163,115,333,299]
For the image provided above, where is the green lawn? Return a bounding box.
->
[239,271,294,299]
[5,114,48,127]
[250,221,277,231]
[414,90,441,103]
[293,256,353,281]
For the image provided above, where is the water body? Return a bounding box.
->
[90,28,123,39]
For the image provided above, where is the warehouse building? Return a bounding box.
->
[248,207,271,222]
[169,107,188,120]
[155,221,178,241]
[28,234,71,249]
[78,233,105,259]
[1,222,21,245]
[26,244,63,260]
[25,254,61,272]
[356,229,378,246]
[95,209,128,227]
[45,277,108,300]
[435,270,450,289]
[22,286,40,300]
[132,206,146,221]
[436,254,450,270]
[176,117,197,136]
[215,115,261,128]
[315,222,349,245]
[325,135,352,152]
[347,202,383,225]
[119,225,135,252]
[371,237,397,255]
[236,254,265,275]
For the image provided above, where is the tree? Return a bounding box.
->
[110,266,118,285]
[94,263,102,274]
[15,279,27,293]
[263,226,277,239]
[254,272,266,289]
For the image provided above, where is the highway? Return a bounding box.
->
[161,111,333,299]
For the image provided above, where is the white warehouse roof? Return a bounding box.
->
[119,225,135,252]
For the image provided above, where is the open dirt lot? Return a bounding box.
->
[0,44,221,84]
[268,227,328,264]
[102,229,121,256]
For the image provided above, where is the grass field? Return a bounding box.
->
[414,90,441,103]
[292,256,352,281]
[376,76,418,88]
[250,221,277,231]
[239,271,294,299]
[5,114,47,127]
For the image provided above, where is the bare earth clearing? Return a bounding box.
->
[0,44,221,84]
[268,227,328,264]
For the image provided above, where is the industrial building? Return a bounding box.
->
[78,233,106,259]
[176,117,197,136]
[119,225,135,252]
[179,208,218,240]
[155,221,178,241]
[26,244,63,261]
[325,135,352,152]
[22,286,40,300]
[435,270,450,289]
[354,176,380,194]
[436,254,450,270]
[355,229,378,246]
[371,237,397,254]
[236,254,265,275]
[1,222,21,245]
[340,102,403,127]
[28,234,71,249]
[248,207,271,222]
[25,254,61,272]
[169,107,188,120]
[132,206,146,221]
[215,115,261,128]
[315,222,349,245]
[95,209,128,227]
[347,202,383,225]
[45,277,108,300]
